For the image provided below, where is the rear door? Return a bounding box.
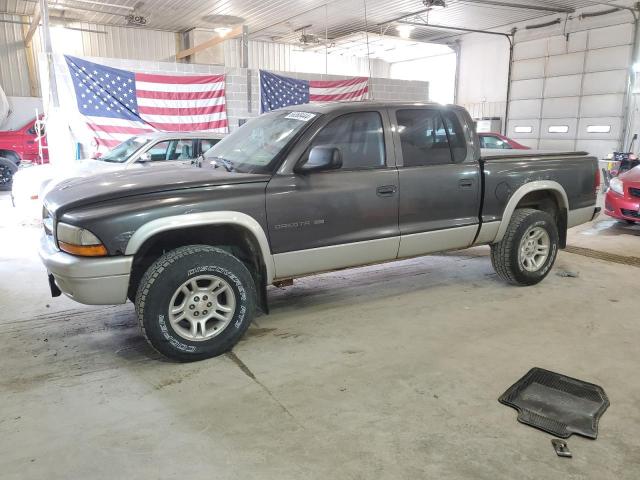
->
[266,110,399,278]
[392,107,481,258]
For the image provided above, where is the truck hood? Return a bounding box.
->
[44,163,271,215]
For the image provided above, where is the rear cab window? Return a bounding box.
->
[394,108,468,166]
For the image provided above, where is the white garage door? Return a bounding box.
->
[507,23,633,159]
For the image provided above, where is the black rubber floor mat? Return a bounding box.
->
[499,367,609,439]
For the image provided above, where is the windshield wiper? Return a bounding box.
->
[208,156,235,172]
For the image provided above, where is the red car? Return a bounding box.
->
[0,117,48,189]
[604,166,640,223]
[479,132,530,150]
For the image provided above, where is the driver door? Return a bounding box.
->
[266,110,400,279]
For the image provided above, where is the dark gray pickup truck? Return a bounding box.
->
[40,102,600,361]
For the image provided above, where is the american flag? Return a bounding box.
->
[65,55,228,149]
[260,70,369,112]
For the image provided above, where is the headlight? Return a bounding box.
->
[56,222,107,257]
[609,177,624,195]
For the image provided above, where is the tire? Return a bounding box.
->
[135,245,257,362]
[0,157,18,191]
[490,208,559,286]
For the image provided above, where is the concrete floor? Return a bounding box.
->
[1,190,639,480]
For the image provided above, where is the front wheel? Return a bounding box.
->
[135,245,257,361]
[0,157,17,191]
[490,208,559,286]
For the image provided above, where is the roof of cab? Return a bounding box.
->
[280,101,464,115]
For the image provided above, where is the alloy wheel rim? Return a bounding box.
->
[168,275,236,341]
[0,165,11,185]
[518,226,550,272]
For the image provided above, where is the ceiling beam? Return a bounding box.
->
[24,1,41,44]
[175,25,243,59]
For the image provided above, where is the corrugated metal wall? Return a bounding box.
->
[78,24,177,62]
[0,13,42,96]
[0,18,176,97]
[223,38,390,78]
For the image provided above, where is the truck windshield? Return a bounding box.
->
[100,137,148,163]
[203,110,318,174]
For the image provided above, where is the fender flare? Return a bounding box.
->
[493,180,569,243]
[124,211,276,283]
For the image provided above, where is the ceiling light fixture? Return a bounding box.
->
[423,0,446,10]
[214,26,233,36]
[397,24,415,38]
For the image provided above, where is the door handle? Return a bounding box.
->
[376,185,397,197]
[458,178,474,189]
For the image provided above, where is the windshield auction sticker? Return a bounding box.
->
[284,112,317,122]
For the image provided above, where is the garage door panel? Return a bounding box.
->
[576,139,618,159]
[542,97,579,118]
[513,39,547,61]
[582,70,628,95]
[547,35,568,56]
[580,94,625,117]
[588,23,634,49]
[510,79,544,100]
[546,52,585,76]
[577,117,621,140]
[568,31,587,53]
[512,58,545,80]
[543,75,582,98]
[538,139,575,151]
[540,118,577,139]
[507,119,539,138]
[509,99,541,119]
[585,45,632,72]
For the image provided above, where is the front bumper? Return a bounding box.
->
[39,234,132,305]
[604,190,640,222]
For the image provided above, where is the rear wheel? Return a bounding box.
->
[135,245,257,361]
[490,208,559,286]
[0,157,17,191]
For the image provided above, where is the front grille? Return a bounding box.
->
[621,209,640,219]
[630,187,640,199]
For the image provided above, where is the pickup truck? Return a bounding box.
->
[40,102,600,361]
[0,116,48,189]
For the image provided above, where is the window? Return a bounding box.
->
[396,109,453,166]
[587,125,611,133]
[147,140,176,161]
[480,135,512,149]
[173,139,196,160]
[308,112,385,170]
[442,111,467,162]
[200,138,220,154]
[514,126,533,134]
[204,110,313,174]
[548,125,569,133]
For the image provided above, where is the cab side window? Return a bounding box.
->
[442,111,468,162]
[200,138,220,155]
[396,109,452,166]
[308,112,385,170]
[147,140,175,161]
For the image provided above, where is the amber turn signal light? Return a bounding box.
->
[58,241,108,257]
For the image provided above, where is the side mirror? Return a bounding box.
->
[138,152,152,163]
[296,146,342,173]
